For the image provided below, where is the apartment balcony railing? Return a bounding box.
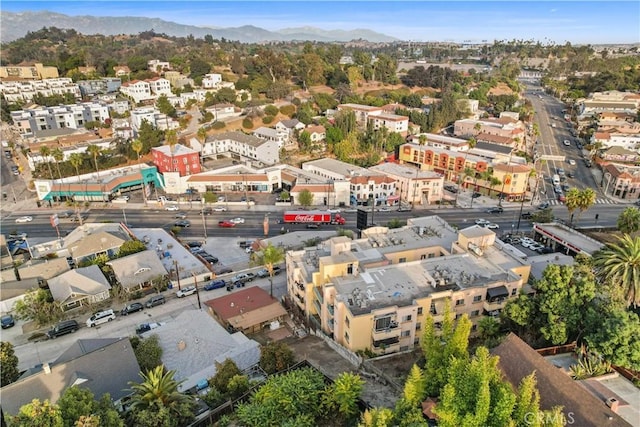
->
[483,299,507,314]
[327,304,335,317]
[313,286,323,304]
[372,323,400,341]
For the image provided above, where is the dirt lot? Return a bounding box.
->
[282,335,421,409]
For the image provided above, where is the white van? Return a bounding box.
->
[86,309,115,327]
[552,174,560,186]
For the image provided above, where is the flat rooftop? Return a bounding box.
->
[333,252,518,315]
[534,223,605,255]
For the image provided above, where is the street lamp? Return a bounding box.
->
[201,209,207,240]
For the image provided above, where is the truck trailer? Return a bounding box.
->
[282,210,346,225]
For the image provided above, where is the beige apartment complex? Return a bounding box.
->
[286,216,530,355]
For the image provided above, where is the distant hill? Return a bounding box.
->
[1,11,399,43]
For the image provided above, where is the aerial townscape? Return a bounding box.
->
[1,2,639,427]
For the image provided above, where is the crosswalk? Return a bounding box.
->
[545,198,616,206]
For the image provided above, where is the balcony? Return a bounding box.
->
[313,299,322,315]
[328,318,334,331]
[327,304,335,317]
[483,299,507,314]
[372,337,401,355]
[313,286,324,304]
[372,323,400,341]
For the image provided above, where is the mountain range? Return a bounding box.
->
[1,11,399,43]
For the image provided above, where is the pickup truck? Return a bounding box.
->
[257,266,281,278]
[231,272,255,286]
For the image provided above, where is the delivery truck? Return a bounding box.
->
[282,210,346,225]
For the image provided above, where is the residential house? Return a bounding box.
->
[199,131,279,165]
[148,59,171,73]
[48,265,112,311]
[147,77,172,96]
[453,117,525,147]
[76,78,122,98]
[286,217,529,355]
[600,146,640,163]
[591,131,640,151]
[11,102,110,137]
[112,65,131,78]
[107,250,168,293]
[252,126,286,148]
[65,227,130,263]
[367,113,409,135]
[120,80,154,104]
[201,73,223,89]
[0,338,141,416]
[204,103,237,120]
[130,106,179,132]
[305,125,326,143]
[0,78,80,103]
[601,163,640,201]
[163,71,194,89]
[152,144,202,176]
[337,103,384,126]
[140,309,260,392]
[204,287,287,334]
[492,333,631,427]
[370,162,444,205]
[275,119,305,146]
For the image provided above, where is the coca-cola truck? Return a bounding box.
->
[282,211,346,225]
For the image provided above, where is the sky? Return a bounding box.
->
[2,1,639,45]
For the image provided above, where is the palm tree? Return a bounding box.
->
[128,366,192,415]
[86,144,102,176]
[69,153,85,225]
[617,207,640,234]
[565,188,581,225]
[456,166,476,207]
[593,235,640,307]
[165,129,178,152]
[132,139,148,206]
[39,146,54,179]
[252,243,285,297]
[576,187,596,223]
[197,127,207,144]
[52,148,64,180]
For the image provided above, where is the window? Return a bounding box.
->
[417,307,423,315]
[455,298,465,306]
[347,263,353,274]
[471,324,477,332]
[402,330,411,337]
[473,295,482,303]
[416,322,421,330]
[375,317,392,330]
[344,331,349,343]
[402,314,412,322]
[421,254,427,260]
[471,310,480,317]
[399,257,407,263]
[511,288,517,296]
[428,253,435,258]
[430,303,437,315]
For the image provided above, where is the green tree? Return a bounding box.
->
[69,152,84,179]
[575,188,596,223]
[298,189,314,207]
[617,207,640,234]
[298,130,312,152]
[264,105,279,116]
[165,129,178,153]
[9,399,63,427]
[210,358,242,394]
[585,307,640,371]
[214,87,237,104]
[128,366,194,426]
[39,145,54,179]
[593,235,640,307]
[155,95,176,118]
[52,148,64,180]
[259,342,295,374]
[117,239,147,258]
[360,407,394,427]
[1,341,20,386]
[137,120,164,153]
[226,374,251,400]
[196,127,208,144]
[324,372,364,422]
[421,302,471,396]
[131,138,147,206]
[57,387,123,427]
[131,334,163,372]
[14,288,62,327]
[393,364,429,426]
[512,373,542,427]
[434,347,516,427]
[252,243,285,297]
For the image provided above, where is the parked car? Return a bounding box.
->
[86,309,116,327]
[204,279,226,291]
[165,204,180,211]
[561,184,571,192]
[176,285,197,298]
[471,192,482,198]
[136,322,163,335]
[200,254,219,264]
[486,223,500,229]
[444,185,458,193]
[563,139,571,146]
[47,320,79,339]
[218,221,235,228]
[397,206,413,212]
[486,207,504,214]
[536,246,555,254]
[145,295,165,308]
[15,216,33,223]
[174,220,191,227]
[257,266,281,278]
[566,172,574,178]
[557,194,566,203]
[201,207,213,215]
[216,267,233,275]
[568,159,576,166]
[186,241,203,249]
[1,314,15,329]
[120,302,144,316]
[231,272,255,285]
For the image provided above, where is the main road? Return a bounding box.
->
[1,204,626,243]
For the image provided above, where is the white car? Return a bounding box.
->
[486,223,500,229]
[327,208,341,213]
[165,204,180,211]
[230,217,245,224]
[521,239,535,248]
[475,219,490,226]
[15,216,33,223]
[176,285,197,298]
[568,159,576,166]
[563,140,571,146]
[212,206,227,212]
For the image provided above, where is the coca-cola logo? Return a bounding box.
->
[294,215,316,222]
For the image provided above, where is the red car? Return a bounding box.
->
[218,220,236,228]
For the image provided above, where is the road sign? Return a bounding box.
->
[50,214,59,227]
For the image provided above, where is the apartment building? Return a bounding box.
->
[0,78,80,103]
[197,131,279,165]
[337,103,384,126]
[163,71,195,89]
[130,107,179,132]
[201,73,223,89]
[370,162,443,205]
[252,127,286,148]
[11,103,110,137]
[0,63,59,80]
[408,133,469,152]
[453,117,525,146]
[286,216,528,355]
[601,163,640,200]
[398,142,531,201]
[147,77,172,96]
[367,113,409,135]
[592,132,640,151]
[152,144,201,176]
[148,59,171,73]
[77,78,121,98]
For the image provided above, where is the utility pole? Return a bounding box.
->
[173,259,181,290]
[192,273,202,310]
[201,210,207,239]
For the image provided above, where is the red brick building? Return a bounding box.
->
[151,144,201,176]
